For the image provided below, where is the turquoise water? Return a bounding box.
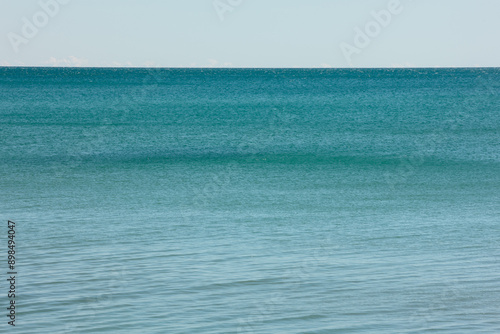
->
[0,67,499,333]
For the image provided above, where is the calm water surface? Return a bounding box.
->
[0,68,499,333]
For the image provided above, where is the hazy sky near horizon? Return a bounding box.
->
[1,0,499,68]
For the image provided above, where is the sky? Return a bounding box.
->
[1,0,499,68]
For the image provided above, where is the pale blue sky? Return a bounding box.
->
[1,0,499,67]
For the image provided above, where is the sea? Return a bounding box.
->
[0,67,499,333]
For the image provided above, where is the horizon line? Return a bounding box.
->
[1,65,499,70]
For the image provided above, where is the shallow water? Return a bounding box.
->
[0,67,499,333]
